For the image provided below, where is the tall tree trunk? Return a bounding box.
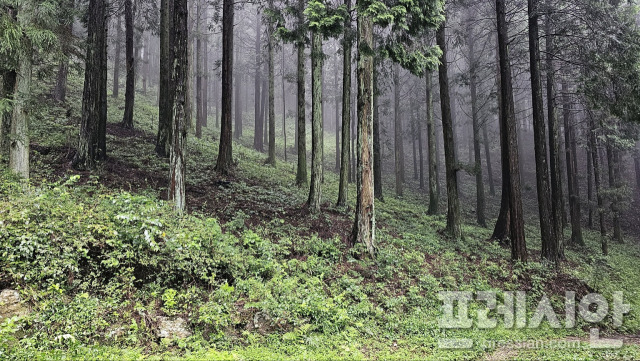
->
[195,0,203,139]
[418,104,425,189]
[156,0,174,157]
[393,64,404,197]
[295,41,308,185]
[338,11,352,206]
[351,10,376,258]
[253,11,264,152]
[266,12,276,166]
[373,65,383,201]
[436,22,462,241]
[545,7,564,259]
[588,114,606,253]
[307,31,323,212]
[412,115,418,181]
[1,71,16,161]
[75,0,107,169]
[426,71,438,214]
[482,121,495,196]
[467,14,486,227]
[234,45,242,139]
[607,141,623,243]
[215,0,234,174]
[335,60,340,173]
[112,14,122,98]
[203,34,209,127]
[53,21,71,103]
[282,48,287,161]
[169,0,188,212]
[562,79,584,246]
[528,0,557,263]
[122,0,135,128]
[495,0,527,261]
[587,144,594,228]
[9,7,32,178]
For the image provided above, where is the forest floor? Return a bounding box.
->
[2,78,640,360]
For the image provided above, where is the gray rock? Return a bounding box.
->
[156,316,191,339]
[0,289,28,321]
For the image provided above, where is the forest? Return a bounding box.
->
[2,0,640,359]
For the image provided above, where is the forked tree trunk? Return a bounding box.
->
[215,0,234,174]
[351,11,376,258]
[307,31,323,212]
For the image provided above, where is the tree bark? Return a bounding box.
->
[338,11,352,206]
[562,79,584,246]
[528,0,557,263]
[1,71,16,161]
[169,0,188,212]
[74,0,107,169]
[282,48,287,161]
[495,0,527,261]
[253,11,264,152]
[233,45,242,139]
[122,0,135,128]
[266,10,276,166]
[196,0,204,139]
[426,71,438,214]
[436,22,462,240]
[545,7,564,259]
[295,41,308,185]
[351,11,376,258]
[215,0,234,174]
[156,0,174,157]
[467,14,486,227]
[606,141,623,243]
[307,31,323,212]
[112,14,122,99]
[373,65,383,201]
[393,64,404,197]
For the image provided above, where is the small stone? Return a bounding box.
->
[0,289,28,321]
[156,316,191,339]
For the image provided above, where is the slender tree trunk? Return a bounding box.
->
[338,12,352,205]
[112,14,122,98]
[436,22,462,241]
[75,0,107,169]
[587,144,594,228]
[373,65,383,201]
[253,11,264,152]
[234,45,242,139]
[393,64,404,197]
[426,71,438,214]
[528,0,557,263]
[266,12,276,166]
[482,121,495,196]
[635,148,640,197]
[335,64,340,173]
[418,105,424,189]
[307,31,323,212]
[53,32,71,103]
[495,0,527,261]
[156,0,173,157]
[545,7,564,258]
[169,0,188,212]
[562,79,584,246]
[607,142,623,243]
[195,1,203,139]
[203,34,209,128]
[351,11,376,258]
[282,49,287,161]
[296,41,308,185]
[122,0,135,128]
[467,15,486,227]
[412,115,418,181]
[588,115,606,254]
[215,0,234,174]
